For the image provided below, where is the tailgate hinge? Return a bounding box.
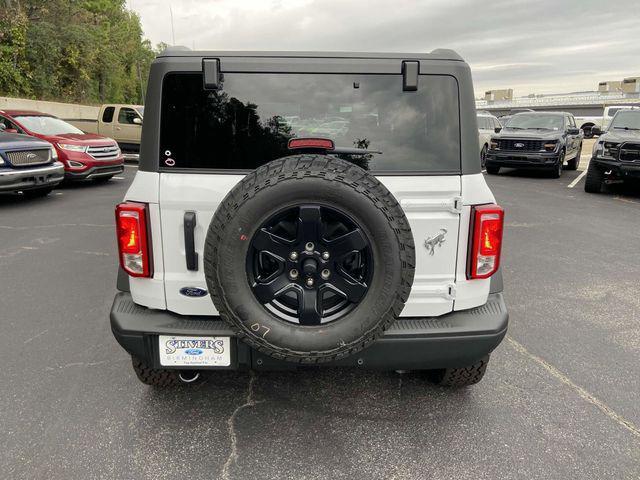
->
[450,196,463,214]
[446,283,456,300]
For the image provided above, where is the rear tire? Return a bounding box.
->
[131,356,180,387]
[582,125,594,139]
[480,144,488,168]
[584,162,604,193]
[427,356,489,387]
[566,144,581,170]
[22,186,53,198]
[486,165,500,175]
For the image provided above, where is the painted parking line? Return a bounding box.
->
[614,196,640,205]
[567,170,588,188]
[507,336,640,439]
[113,176,125,180]
[124,164,138,169]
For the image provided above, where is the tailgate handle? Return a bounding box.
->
[183,211,198,271]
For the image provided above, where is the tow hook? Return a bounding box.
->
[178,371,200,383]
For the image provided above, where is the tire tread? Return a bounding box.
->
[204,154,415,364]
[131,356,179,387]
[429,356,489,387]
[584,162,604,193]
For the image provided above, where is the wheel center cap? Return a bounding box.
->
[302,257,318,275]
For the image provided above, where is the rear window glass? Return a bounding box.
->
[160,73,460,173]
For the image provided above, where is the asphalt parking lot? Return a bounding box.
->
[2,158,639,480]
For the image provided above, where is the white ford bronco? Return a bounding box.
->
[111,48,508,387]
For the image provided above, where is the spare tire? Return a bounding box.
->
[204,155,415,363]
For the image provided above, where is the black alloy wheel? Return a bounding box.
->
[247,204,373,325]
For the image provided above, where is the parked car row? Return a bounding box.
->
[0,110,124,198]
[478,108,640,193]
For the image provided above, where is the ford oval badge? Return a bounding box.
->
[185,348,203,355]
[179,287,208,298]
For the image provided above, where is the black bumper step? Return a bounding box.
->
[110,292,508,371]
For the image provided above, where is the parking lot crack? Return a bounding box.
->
[221,371,263,480]
[507,336,640,441]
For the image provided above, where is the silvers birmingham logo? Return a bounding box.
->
[165,339,224,355]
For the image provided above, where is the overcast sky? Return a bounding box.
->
[129,0,639,97]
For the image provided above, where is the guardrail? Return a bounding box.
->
[477,92,640,110]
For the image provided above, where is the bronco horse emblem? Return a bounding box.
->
[424,228,447,256]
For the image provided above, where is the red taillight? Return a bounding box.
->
[115,202,151,278]
[287,137,335,151]
[468,204,504,279]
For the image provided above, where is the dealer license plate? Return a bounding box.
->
[158,335,231,367]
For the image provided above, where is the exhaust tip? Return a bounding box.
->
[178,371,200,383]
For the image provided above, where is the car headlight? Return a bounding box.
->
[602,142,619,159]
[58,143,87,152]
[542,140,558,152]
[593,141,602,156]
[490,139,499,150]
[50,147,58,160]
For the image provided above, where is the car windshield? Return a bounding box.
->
[135,106,144,117]
[609,110,640,130]
[15,115,84,135]
[160,72,461,173]
[505,114,563,130]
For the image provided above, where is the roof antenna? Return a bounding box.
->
[169,5,176,45]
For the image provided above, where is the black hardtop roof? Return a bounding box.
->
[157,46,464,62]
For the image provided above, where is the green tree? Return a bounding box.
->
[0,0,157,104]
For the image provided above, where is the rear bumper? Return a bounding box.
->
[486,150,560,169]
[65,163,124,180]
[0,161,65,192]
[110,292,509,371]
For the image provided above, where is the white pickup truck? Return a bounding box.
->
[70,104,143,152]
[575,105,638,138]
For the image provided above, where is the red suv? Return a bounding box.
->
[0,110,124,182]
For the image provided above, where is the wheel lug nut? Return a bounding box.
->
[321,269,330,279]
[322,251,330,260]
[289,251,299,261]
[306,277,314,287]
[289,269,299,279]
[305,242,314,252]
